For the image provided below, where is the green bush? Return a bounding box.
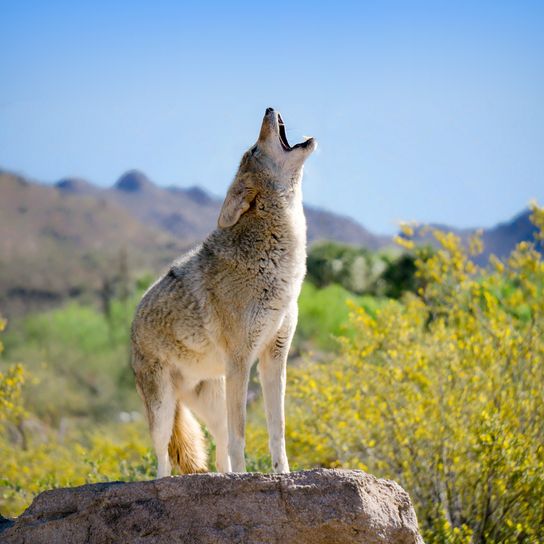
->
[306,241,427,298]
[296,281,386,351]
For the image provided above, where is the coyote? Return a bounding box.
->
[131,108,316,477]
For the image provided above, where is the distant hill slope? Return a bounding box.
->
[0,170,183,315]
[1,167,539,315]
[408,209,541,264]
[480,209,540,261]
[305,207,390,249]
[105,170,222,243]
[95,169,540,260]
[53,169,389,248]
[0,168,389,315]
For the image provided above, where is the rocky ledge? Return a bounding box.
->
[0,469,424,543]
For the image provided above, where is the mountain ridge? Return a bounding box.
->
[0,168,388,315]
[52,168,390,248]
[407,208,540,264]
[1,167,540,316]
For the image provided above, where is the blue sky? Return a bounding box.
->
[1,1,543,233]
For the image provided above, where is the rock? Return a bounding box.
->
[0,469,424,544]
[114,170,155,193]
[55,177,98,196]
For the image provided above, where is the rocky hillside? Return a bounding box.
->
[0,168,389,316]
[0,170,183,316]
[54,169,390,248]
[1,166,539,315]
[0,469,424,544]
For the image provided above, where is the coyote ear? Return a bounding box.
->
[218,179,257,228]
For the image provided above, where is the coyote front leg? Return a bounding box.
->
[226,361,251,472]
[258,312,296,473]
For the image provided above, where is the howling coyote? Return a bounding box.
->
[131,108,316,476]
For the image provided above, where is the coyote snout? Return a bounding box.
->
[131,108,316,476]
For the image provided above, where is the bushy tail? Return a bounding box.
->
[168,402,208,473]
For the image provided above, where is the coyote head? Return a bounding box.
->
[218,108,317,228]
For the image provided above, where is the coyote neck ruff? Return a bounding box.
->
[131,108,316,477]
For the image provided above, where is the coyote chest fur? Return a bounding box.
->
[135,196,305,380]
[131,108,316,476]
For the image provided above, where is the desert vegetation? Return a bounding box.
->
[1,205,543,543]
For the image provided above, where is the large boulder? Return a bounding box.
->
[1,469,424,543]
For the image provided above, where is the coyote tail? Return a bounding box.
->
[168,403,208,473]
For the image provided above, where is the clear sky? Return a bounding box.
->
[1,1,543,233]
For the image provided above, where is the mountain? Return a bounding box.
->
[0,170,182,315]
[55,177,99,196]
[105,170,221,243]
[0,168,388,316]
[479,209,540,262]
[55,168,389,248]
[305,207,390,250]
[1,166,539,316]
[408,209,541,264]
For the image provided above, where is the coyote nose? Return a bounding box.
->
[265,107,274,114]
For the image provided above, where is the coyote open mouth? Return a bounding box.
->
[277,112,314,152]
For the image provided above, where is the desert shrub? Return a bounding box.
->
[306,241,428,298]
[307,242,390,294]
[250,205,544,543]
[0,310,154,517]
[0,367,26,426]
[2,291,145,424]
[379,249,431,298]
[295,282,385,351]
[0,419,154,517]
[0,316,27,425]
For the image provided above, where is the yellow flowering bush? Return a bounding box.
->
[0,319,27,424]
[251,204,544,543]
[0,364,26,425]
[0,420,154,517]
[0,315,155,518]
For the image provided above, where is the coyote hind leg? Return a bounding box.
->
[135,360,177,478]
[185,377,231,473]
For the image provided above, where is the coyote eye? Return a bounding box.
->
[250,145,257,155]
